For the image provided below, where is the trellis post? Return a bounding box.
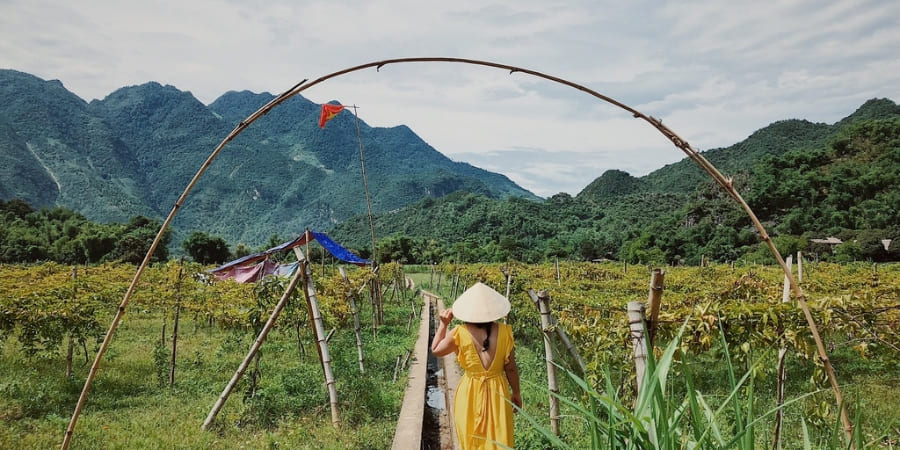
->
[528,289,560,435]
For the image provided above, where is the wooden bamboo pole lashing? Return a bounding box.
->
[528,289,560,436]
[201,261,305,430]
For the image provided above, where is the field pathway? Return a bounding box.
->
[391,288,460,449]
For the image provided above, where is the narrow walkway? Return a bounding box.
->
[391,289,461,450]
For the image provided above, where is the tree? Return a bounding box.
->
[182,231,232,265]
[110,216,170,264]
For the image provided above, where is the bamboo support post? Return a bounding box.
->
[646,269,665,346]
[502,266,512,299]
[169,260,184,387]
[201,263,305,430]
[627,302,649,392]
[392,355,402,383]
[339,267,365,373]
[297,249,341,429]
[531,290,587,375]
[797,251,803,283]
[66,267,77,378]
[528,289,560,435]
[555,256,560,286]
[553,318,586,375]
[773,256,793,448]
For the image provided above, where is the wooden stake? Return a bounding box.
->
[66,267,76,378]
[627,302,648,392]
[528,289,560,435]
[773,255,793,448]
[169,260,184,387]
[555,256,560,286]
[646,269,665,346]
[339,267,365,373]
[392,355,402,383]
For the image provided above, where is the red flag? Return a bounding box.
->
[318,103,345,128]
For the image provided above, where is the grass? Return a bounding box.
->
[0,293,417,449]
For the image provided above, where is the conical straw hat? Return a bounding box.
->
[451,282,510,323]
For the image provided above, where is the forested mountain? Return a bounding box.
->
[1,68,897,266]
[331,99,900,265]
[0,69,536,249]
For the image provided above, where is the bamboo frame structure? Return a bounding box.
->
[201,261,305,430]
[61,57,852,448]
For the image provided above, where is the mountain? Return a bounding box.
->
[577,98,900,203]
[329,98,899,264]
[0,69,537,248]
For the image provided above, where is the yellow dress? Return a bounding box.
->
[452,323,515,449]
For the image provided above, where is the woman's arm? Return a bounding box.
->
[431,308,457,357]
[504,349,522,411]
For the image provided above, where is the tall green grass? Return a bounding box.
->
[516,321,889,449]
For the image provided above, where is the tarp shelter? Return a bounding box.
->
[210,230,370,282]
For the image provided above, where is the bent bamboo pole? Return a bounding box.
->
[61,56,851,448]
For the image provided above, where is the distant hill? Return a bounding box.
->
[0,69,537,248]
[330,99,900,264]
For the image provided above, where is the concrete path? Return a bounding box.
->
[391,291,431,449]
[391,289,461,450]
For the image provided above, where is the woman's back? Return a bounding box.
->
[453,322,514,449]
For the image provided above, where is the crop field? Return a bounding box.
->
[1,260,898,448]
[0,261,417,449]
[413,260,900,448]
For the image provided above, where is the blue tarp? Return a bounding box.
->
[210,230,370,279]
[311,231,371,266]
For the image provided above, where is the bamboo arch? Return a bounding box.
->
[61,57,853,449]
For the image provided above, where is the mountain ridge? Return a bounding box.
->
[0,69,537,248]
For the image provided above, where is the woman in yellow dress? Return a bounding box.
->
[431,282,522,449]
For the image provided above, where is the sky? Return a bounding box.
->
[1,1,898,197]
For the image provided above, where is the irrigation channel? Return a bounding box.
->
[391,290,459,449]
